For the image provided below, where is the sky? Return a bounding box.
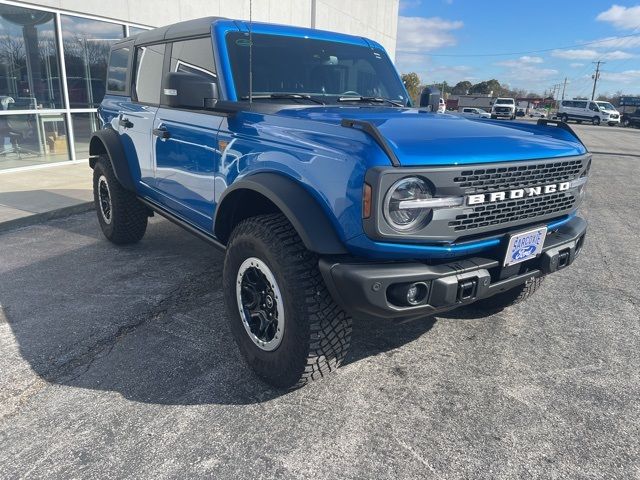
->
[396,0,640,98]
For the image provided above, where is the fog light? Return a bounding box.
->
[387,281,430,307]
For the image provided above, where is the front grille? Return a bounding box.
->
[447,157,585,233]
[453,158,584,194]
[494,107,511,113]
[448,192,576,231]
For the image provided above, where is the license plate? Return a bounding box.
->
[504,226,548,266]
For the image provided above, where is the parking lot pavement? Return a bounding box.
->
[1,126,638,479]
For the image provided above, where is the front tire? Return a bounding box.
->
[93,155,148,245]
[560,114,569,123]
[223,213,352,389]
[592,116,601,125]
[472,276,544,313]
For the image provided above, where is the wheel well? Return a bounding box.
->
[89,137,107,168]
[215,189,281,245]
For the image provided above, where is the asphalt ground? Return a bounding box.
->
[0,124,638,479]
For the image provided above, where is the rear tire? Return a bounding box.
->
[622,119,630,127]
[93,155,148,245]
[561,114,569,123]
[223,213,352,389]
[592,116,600,125]
[472,276,544,313]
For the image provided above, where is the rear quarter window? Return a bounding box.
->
[106,47,130,95]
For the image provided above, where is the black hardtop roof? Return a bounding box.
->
[115,16,227,46]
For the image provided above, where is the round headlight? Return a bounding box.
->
[383,177,432,231]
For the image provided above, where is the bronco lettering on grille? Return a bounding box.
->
[467,182,570,205]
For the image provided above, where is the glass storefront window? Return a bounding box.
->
[70,112,99,159]
[0,3,149,170]
[128,26,147,37]
[0,3,63,110]
[0,113,68,170]
[61,14,125,108]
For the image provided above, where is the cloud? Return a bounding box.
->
[570,63,585,67]
[396,16,463,53]
[496,56,544,67]
[551,49,635,60]
[596,5,640,30]
[494,56,557,86]
[600,69,640,84]
[519,56,543,64]
[399,0,422,11]
[591,35,640,49]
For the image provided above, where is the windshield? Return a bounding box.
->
[225,32,408,105]
[596,101,616,110]
[495,99,514,105]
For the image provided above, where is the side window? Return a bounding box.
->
[589,102,599,112]
[169,37,216,81]
[576,101,588,109]
[134,43,166,104]
[106,47,130,94]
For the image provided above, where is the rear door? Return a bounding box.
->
[118,43,166,187]
[153,37,223,230]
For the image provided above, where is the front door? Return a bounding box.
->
[152,109,223,230]
[151,36,222,231]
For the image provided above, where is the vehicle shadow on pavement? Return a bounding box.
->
[2,216,440,407]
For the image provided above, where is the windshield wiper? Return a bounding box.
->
[240,93,325,105]
[337,96,404,107]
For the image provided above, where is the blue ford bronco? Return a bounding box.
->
[91,17,589,388]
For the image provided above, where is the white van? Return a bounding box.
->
[491,98,516,119]
[558,100,620,126]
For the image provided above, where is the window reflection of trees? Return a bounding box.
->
[0,6,62,109]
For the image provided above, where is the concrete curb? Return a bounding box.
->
[0,202,94,234]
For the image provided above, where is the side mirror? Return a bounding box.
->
[163,71,218,109]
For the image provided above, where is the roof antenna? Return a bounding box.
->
[248,0,253,105]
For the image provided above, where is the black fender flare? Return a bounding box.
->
[214,173,348,255]
[89,129,137,192]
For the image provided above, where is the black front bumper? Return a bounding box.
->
[320,216,587,319]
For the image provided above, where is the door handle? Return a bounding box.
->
[119,118,134,128]
[153,127,170,139]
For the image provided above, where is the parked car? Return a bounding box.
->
[621,108,640,128]
[459,107,491,118]
[529,109,547,118]
[491,97,516,119]
[91,17,590,388]
[558,100,619,126]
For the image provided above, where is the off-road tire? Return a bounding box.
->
[472,276,544,313]
[223,213,352,389]
[93,155,148,244]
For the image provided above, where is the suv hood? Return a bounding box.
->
[275,106,586,166]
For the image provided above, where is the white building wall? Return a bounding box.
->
[24,0,399,58]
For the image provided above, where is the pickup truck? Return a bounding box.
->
[90,17,589,388]
[491,97,516,120]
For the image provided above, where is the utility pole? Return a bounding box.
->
[591,61,604,100]
[561,77,567,100]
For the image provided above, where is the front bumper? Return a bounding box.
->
[320,216,586,319]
